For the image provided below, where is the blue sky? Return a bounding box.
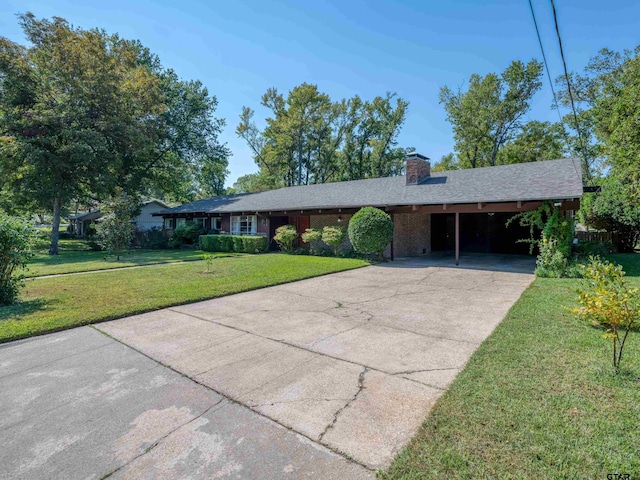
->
[3,0,640,186]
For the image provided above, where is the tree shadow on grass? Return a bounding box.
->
[0,298,52,320]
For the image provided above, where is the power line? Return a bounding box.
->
[549,0,591,182]
[527,0,565,128]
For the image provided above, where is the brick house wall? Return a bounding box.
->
[392,212,431,257]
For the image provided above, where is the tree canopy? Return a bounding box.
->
[237,83,410,188]
[0,13,229,253]
[438,60,546,170]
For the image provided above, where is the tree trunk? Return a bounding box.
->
[49,196,62,255]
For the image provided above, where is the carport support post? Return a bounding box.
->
[455,212,460,265]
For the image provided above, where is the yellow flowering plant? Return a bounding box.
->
[571,257,640,370]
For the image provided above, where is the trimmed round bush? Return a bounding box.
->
[348,207,393,259]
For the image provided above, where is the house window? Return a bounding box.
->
[211,217,221,231]
[164,218,173,229]
[193,218,206,229]
[231,215,256,235]
[176,218,186,228]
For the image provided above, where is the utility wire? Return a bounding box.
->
[527,0,566,129]
[549,0,591,182]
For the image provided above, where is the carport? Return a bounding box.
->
[426,200,579,264]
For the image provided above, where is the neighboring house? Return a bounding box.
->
[154,154,584,262]
[69,200,170,236]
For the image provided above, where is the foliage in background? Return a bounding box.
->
[273,225,298,253]
[96,189,138,261]
[321,226,347,256]
[438,60,549,170]
[226,172,279,194]
[0,213,38,305]
[571,257,640,370]
[559,47,640,249]
[0,13,229,254]
[134,227,169,249]
[580,177,640,253]
[237,83,411,188]
[348,207,394,260]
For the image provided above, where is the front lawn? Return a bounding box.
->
[0,255,368,343]
[383,254,640,479]
[26,248,214,277]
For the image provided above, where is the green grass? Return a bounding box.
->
[26,248,215,277]
[382,254,640,479]
[0,255,368,343]
[27,233,215,277]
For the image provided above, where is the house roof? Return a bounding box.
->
[142,199,170,208]
[68,210,102,221]
[156,158,584,216]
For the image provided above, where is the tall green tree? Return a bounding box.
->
[560,46,640,245]
[227,172,278,194]
[439,60,544,169]
[0,14,229,254]
[237,84,409,187]
[96,188,138,261]
[496,120,566,165]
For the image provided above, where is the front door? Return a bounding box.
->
[297,216,310,248]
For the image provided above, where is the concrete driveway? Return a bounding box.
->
[1,254,534,478]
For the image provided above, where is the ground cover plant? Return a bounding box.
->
[0,254,367,342]
[382,254,640,479]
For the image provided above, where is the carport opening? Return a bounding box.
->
[431,212,538,255]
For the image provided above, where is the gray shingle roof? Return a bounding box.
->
[157,158,583,215]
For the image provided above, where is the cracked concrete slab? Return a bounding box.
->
[239,356,364,440]
[309,322,480,373]
[93,255,533,470]
[0,327,373,479]
[111,400,372,480]
[208,309,368,349]
[400,368,462,390]
[322,370,442,469]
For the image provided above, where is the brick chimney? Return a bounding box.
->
[405,153,431,185]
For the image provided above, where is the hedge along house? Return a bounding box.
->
[155,154,584,264]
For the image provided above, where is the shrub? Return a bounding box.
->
[86,237,103,252]
[200,234,234,252]
[574,240,616,257]
[300,228,322,255]
[169,224,200,248]
[348,207,394,260]
[199,235,268,254]
[301,228,322,244]
[535,238,584,278]
[135,227,168,249]
[0,214,38,305]
[273,225,298,253]
[571,257,640,371]
[322,226,346,256]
